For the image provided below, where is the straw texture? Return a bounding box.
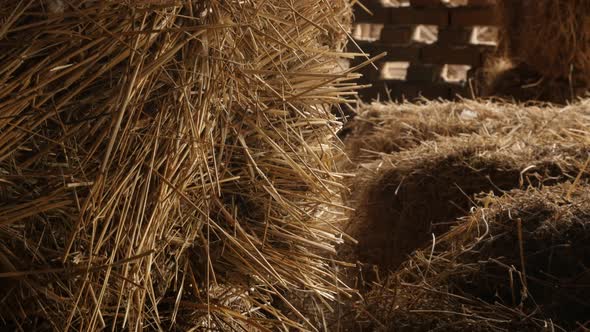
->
[497,0,590,82]
[0,1,367,330]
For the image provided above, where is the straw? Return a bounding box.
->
[0,1,372,330]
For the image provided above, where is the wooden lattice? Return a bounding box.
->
[350,0,498,101]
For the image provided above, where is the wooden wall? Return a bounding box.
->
[350,0,498,101]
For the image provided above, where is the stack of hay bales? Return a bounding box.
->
[483,0,590,103]
[335,100,590,329]
[0,1,363,330]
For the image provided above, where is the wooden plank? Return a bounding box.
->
[391,7,450,26]
[358,81,457,101]
[421,45,485,66]
[410,0,445,7]
[380,25,416,45]
[406,64,444,82]
[349,41,423,62]
[437,27,474,45]
[450,7,499,26]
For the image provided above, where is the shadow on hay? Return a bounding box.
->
[351,184,590,331]
[456,205,590,328]
[346,142,585,279]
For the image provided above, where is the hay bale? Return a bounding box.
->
[344,133,589,277]
[0,1,360,330]
[340,100,590,166]
[340,101,500,165]
[497,0,590,83]
[352,183,590,331]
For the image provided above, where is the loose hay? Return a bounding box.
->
[352,183,590,331]
[345,133,590,277]
[0,1,366,330]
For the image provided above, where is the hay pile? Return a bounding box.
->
[335,99,590,330]
[483,0,590,103]
[337,99,590,283]
[0,1,364,330]
[349,183,590,331]
[340,100,590,166]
